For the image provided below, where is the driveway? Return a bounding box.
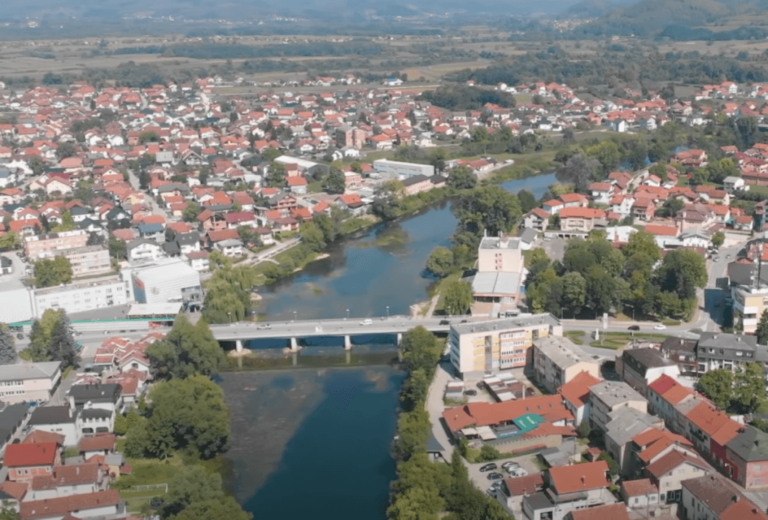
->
[425,360,457,459]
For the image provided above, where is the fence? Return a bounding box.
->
[129,484,168,494]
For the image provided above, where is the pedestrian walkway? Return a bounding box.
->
[425,360,455,458]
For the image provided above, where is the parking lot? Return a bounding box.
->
[467,451,542,497]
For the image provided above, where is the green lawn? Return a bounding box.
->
[432,272,462,315]
[564,330,586,345]
[589,332,670,350]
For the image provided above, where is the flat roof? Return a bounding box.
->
[451,314,559,336]
[128,303,182,316]
[472,271,521,296]
[34,276,122,296]
[480,236,522,250]
[534,336,597,369]
[0,361,61,382]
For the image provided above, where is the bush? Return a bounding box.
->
[477,445,502,462]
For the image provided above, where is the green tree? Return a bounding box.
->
[139,131,160,144]
[585,265,627,316]
[400,368,430,409]
[393,408,431,462]
[0,232,20,250]
[323,165,346,194]
[48,313,78,368]
[622,231,662,262]
[145,315,226,380]
[697,369,734,410]
[108,235,127,260]
[556,154,601,193]
[314,213,337,243]
[585,140,621,176]
[597,452,620,478]
[443,280,473,315]
[477,445,502,462]
[656,249,708,300]
[300,221,326,252]
[51,210,75,232]
[139,376,231,459]
[55,142,77,160]
[161,465,250,520]
[267,162,286,188]
[425,247,454,278]
[34,256,73,288]
[455,186,521,236]
[400,327,441,374]
[517,189,537,213]
[757,309,768,345]
[261,147,280,162]
[560,271,587,317]
[182,201,203,223]
[447,165,477,190]
[0,325,16,365]
[735,362,766,413]
[711,231,725,248]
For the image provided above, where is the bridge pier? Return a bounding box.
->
[235,340,244,353]
[290,337,299,352]
[396,332,402,345]
[346,350,351,365]
[344,335,352,350]
[292,351,298,366]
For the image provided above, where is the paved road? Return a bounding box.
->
[209,315,461,341]
[248,237,302,265]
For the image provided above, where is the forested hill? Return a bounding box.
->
[568,0,768,38]
[449,46,768,87]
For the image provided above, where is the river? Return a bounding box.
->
[227,172,556,518]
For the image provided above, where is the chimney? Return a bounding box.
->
[581,477,585,483]
[732,495,739,503]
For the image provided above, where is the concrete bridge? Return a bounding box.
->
[209,315,466,352]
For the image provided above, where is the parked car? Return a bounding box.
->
[654,324,667,330]
[487,472,504,481]
[510,468,528,477]
[502,461,519,469]
[464,390,477,397]
[479,463,498,472]
[628,325,640,331]
[439,320,450,325]
[360,319,373,326]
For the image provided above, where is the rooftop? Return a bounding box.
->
[726,425,768,463]
[479,236,522,250]
[536,336,599,370]
[472,271,521,297]
[0,361,60,383]
[681,475,742,515]
[451,314,558,336]
[548,460,610,495]
[589,381,647,408]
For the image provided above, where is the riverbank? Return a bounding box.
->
[251,157,556,290]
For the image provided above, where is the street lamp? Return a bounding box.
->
[293,311,297,322]
[386,306,390,318]
[228,312,232,325]
[346,309,350,320]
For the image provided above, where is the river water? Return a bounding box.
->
[227,173,556,518]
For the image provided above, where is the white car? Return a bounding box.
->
[654,324,666,330]
[510,468,528,477]
[360,319,373,326]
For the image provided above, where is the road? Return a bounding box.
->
[209,315,461,341]
[248,237,302,265]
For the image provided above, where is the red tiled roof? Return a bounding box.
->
[208,228,240,242]
[621,478,658,497]
[0,481,28,501]
[568,503,630,520]
[558,371,601,409]
[720,497,768,520]
[443,395,571,432]
[21,490,121,520]
[644,224,678,236]
[549,461,609,494]
[4,443,57,467]
[559,207,605,219]
[31,464,100,490]
[686,402,732,436]
[78,434,116,453]
[646,449,709,479]
[22,431,65,446]
[503,473,545,496]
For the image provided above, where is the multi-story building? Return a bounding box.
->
[558,207,606,233]
[695,332,761,374]
[660,337,699,377]
[617,347,680,395]
[128,258,202,307]
[335,125,366,149]
[533,336,601,394]
[23,230,88,260]
[0,362,61,404]
[589,381,648,432]
[680,475,766,520]
[448,314,561,377]
[725,425,768,489]
[32,277,130,317]
[62,246,111,277]
[4,442,60,484]
[731,282,768,336]
[472,235,526,315]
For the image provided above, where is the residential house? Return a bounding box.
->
[401,175,434,196]
[26,406,78,447]
[695,332,758,374]
[522,461,614,520]
[24,463,105,502]
[645,449,711,505]
[565,503,630,520]
[126,238,165,264]
[4,442,60,484]
[725,425,768,489]
[20,489,123,520]
[524,208,550,233]
[498,473,545,512]
[558,207,605,233]
[659,337,698,377]
[680,475,764,520]
[604,407,660,475]
[589,183,614,205]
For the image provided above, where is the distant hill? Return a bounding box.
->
[564,0,636,18]
[0,0,588,21]
[576,0,768,37]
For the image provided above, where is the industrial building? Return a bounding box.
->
[128,258,202,307]
[372,158,435,178]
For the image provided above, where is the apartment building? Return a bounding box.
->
[589,381,648,432]
[695,332,761,374]
[448,314,561,377]
[472,235,527,315]
[23,230,88,260]
[533,336,601,394]
[32,277,130,317]
[0,362,61,404]
[617,347,681,395]
[680,475,767,520]
[63,246,111,277]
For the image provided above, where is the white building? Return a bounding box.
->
[32,277,130,318]
[128,258,202,306]
[0,362,61,404]
[372,158,435,178]
[27,406,79,446]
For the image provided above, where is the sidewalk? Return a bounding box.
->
[425,360,456,458]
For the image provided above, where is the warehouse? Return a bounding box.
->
[372,158,435,178]
[130,258,202,307]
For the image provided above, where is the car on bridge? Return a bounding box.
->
[360,319,373,326]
